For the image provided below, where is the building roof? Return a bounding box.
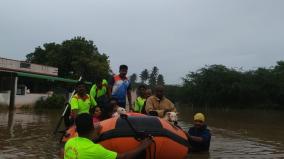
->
[16,72,78,83]
[0,70,91,84]
[0,57,58,76]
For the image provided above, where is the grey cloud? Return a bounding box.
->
[0,0,283,84]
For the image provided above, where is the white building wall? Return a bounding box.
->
[0,91,10,106]
[0,92,49,108]
[0,57,58,76]
[15,94,49,108]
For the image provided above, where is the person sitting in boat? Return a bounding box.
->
[90,78,108,111]
[145,85,176,118]
[64,113,153,159]
[141,88,152,114]
[188,113,211,152]
[133,85,147,113]
[70,81,97,118]
[93,106,102,123]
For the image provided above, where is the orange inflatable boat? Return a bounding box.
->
[63,113,189,159]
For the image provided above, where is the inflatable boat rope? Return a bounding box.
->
[121,114,157,159]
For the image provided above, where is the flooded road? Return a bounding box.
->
[0,109,61,159]
[0,107,284,159]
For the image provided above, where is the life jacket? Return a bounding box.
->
[70,94,96,115]
[134,96,146,112]
[90,79,108,99]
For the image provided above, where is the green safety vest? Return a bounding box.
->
[90,79,108,99]
[64,137,117,159]
[70,94,96,114]
[134,96,146,112]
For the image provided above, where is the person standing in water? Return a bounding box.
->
[188,113,211,152]
[108,65,132,110]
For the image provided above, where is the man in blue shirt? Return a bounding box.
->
[188,113,211,152]
[108,65,132,109]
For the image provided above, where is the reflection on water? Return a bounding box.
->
[0,109,62,159]
[0,107,284,159]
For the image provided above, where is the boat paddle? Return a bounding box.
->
[53,76,82,135]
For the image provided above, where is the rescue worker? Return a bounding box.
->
[70,81,96,118]
[90,79,108,107]
[90,78,108,112]
[141,88,152,114]
[134,85,147,113]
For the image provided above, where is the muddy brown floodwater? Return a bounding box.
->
[0,106,284,159]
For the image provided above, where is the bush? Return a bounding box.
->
[35,94,66,109]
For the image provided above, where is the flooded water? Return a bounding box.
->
[0,107,284,159]
[178,106,284,159]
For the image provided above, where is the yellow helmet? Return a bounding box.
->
[194,113,205,122]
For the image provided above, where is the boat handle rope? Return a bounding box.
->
[120,114,156,159]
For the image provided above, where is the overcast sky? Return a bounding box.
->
[0,0,283,84]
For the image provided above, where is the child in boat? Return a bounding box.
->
[93,106,102,123]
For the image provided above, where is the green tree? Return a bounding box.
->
[178,62,284,108]
[157,74,165,86]
[273,61,284,105]
[149,66,159,87]
[26,37,110,82]
[140,69,149,84]
[129,73,137,84]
